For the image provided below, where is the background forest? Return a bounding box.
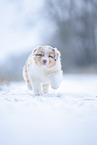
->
[0,0,97,81]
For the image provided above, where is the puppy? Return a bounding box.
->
[23,45,63,95]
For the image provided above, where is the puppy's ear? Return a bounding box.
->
[33,48,37,54]
[33,46,41,55]
[54,48,61,61]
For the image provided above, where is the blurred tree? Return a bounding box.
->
[1,0,97,82]
[45,0,97,71]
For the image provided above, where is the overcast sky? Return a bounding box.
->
[0,0,46,62]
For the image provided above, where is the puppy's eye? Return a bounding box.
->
[48,55,53,58]
[39,54,43,57]
[36,54,43,57]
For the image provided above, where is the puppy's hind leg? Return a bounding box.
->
[23,65,32,91]
[26,80,32,91]
[42,84,49,94]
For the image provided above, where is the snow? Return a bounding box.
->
[0,74,97,145]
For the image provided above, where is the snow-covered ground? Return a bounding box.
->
[0,74,97,145]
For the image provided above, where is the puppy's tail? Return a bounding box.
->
[23,64,32,91]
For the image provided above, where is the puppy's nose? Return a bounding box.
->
[42,59,47,64]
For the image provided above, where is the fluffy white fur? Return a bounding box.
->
[23,45,63,95]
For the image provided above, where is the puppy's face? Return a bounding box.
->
[33,46,60,68]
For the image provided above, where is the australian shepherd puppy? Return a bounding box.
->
[23,45,63,95]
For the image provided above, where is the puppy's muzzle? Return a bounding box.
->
[41,56,49,65]
[42,59,47,64]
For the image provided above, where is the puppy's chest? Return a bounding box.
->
[29,65,50,80]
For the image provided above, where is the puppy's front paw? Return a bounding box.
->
[51,85,59,89]
[34,92,43,96]
[51,82,59,89]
